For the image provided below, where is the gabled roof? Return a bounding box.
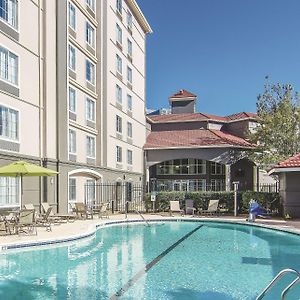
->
[268,153,300,174]
[144,129,255,150]
[226,112,257,121]
[169,89,197,99]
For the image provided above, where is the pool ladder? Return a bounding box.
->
[256,268,300,300]
[134,210,150,226]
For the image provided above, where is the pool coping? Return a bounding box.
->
[1,217,300,252]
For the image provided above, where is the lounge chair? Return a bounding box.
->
[185,199,196,215]
[169,201,184,216]
[41,203,76,222]
[199,200,220,216]
[24,203,39,221]
[36,207,53,231]
[0,216,9,235]
[16,209,37,235]
[97,202,110,219]
[75,202,93,219]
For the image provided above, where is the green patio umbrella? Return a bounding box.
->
[0,160,58,204]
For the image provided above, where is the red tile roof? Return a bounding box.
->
[277,153,300,168]
[226,112,257,121]
[169,89,197,99]
[144,129,254,149]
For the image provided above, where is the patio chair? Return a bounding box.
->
[0,216,9,235]
[97,202,110,219]
[24,203,39,221]
[36,207,52,231]
[169,201,184,216]
[199,200,220,216]
[41,203,76,223]
[185,199,196,216]
[16,209,37,235]
[75,202,93,219]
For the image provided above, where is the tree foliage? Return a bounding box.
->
[248,81,300,166]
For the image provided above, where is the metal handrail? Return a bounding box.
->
[256,268,300,300]
[134,210,150,226]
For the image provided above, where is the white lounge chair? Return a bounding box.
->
[169,201,184,216]
[200,200,220,216]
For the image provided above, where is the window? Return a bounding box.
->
[116,0,122,14]
[69,178,76,201]
[127,39,132,57]
[69,87,76,113]
[116,115,122,133]
[116,23,122,45]
[127,11,132,29]
[116,84,122,103]
[127,122,132,138]
[127,94,132,111]
[211,179,225,191]
[0,0,18,29]
[69,129,76,154]
[0,177,19,208]
[86,98,95,122]
[156,159,206,175]
[116,54,122,74]
[127,66,132,83]
[0,46,18,85]
[68,2,76,30]
[85,179,95,208]
[127,149,132,165]
[86,135,95,158]
[86,0,95,11]
[0,105,18,140]
[116,145,122,162]
[86,59,95,84]
[68,45,76,71]
[86,22,95,48]
[211,162,225,175]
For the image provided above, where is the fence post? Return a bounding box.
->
[233,181,239,217]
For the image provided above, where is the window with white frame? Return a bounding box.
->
[68,44,76,71]
[0,105,18,140]
[86,59,95,85]
[0,46,18,85]
[116,0,122,14]
[69,177,76,201]
[116,84,122,103]
[68,2,76,30]
[86,135,95,158]
[210,179,225,191]
[86,21,95,48]
[211,162,225,175]
[116,23,122,45]
[127,66,132,83]
[69,129,76,154]
[86,0,95,11]
[127,149,132,165]
[86,98,95,122]
[116,54,122,74]
[116,115,122,133]
[127,121,132,138]
[0,177,19,208]
[69,87,76,113]
[85,179,96,207]
[127,11,132,29]
[116,145,122,162]
[127,94,132,111]
[0,0,18,29]
[127,39,132,57]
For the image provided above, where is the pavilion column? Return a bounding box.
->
[225,164,231,191]
[253,165,259,191]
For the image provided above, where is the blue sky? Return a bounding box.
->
[137,0,300,116]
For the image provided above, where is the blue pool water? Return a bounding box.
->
[0,221,300,300]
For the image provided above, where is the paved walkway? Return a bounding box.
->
[1,213,300,249]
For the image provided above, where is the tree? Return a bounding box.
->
[248,81,300,166]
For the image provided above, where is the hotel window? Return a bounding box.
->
[127,66,132,83]
[0,0,18,29]
[86,59,95,85]
[69,178,76,201]
[116,0,122,14]
[157,159,206,175]
[116,23,122,45]
[86,98,95,122]
[86,0,95,11]
[86,135,95,158]
[69,129,76,154]
[127,149,133,165]
[69,87,76,113]
[116,84,122,103]
[127,94,132,111]
[0,177,19,208]
[68,2,76,30]
[0,46,18,85]
[86,21,95,48]
[127,122,132,138]
[127,39,132,57]
[211,162,225,175]
[68,45,76,71]
[0,105,18,141]
[127,11,132,29]
[116,145,122,163]
[116,115,122,133]
[211,179,225,191]
[85,179,96,207]
[116,54,122,74]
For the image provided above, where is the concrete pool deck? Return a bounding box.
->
[1,213,300,250]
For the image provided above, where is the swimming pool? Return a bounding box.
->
[0,220,300,300]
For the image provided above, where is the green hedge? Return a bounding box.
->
[144,191,282,215]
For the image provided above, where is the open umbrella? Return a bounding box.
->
[0,160,58,204]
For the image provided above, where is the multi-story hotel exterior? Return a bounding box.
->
[0,0,151,212]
